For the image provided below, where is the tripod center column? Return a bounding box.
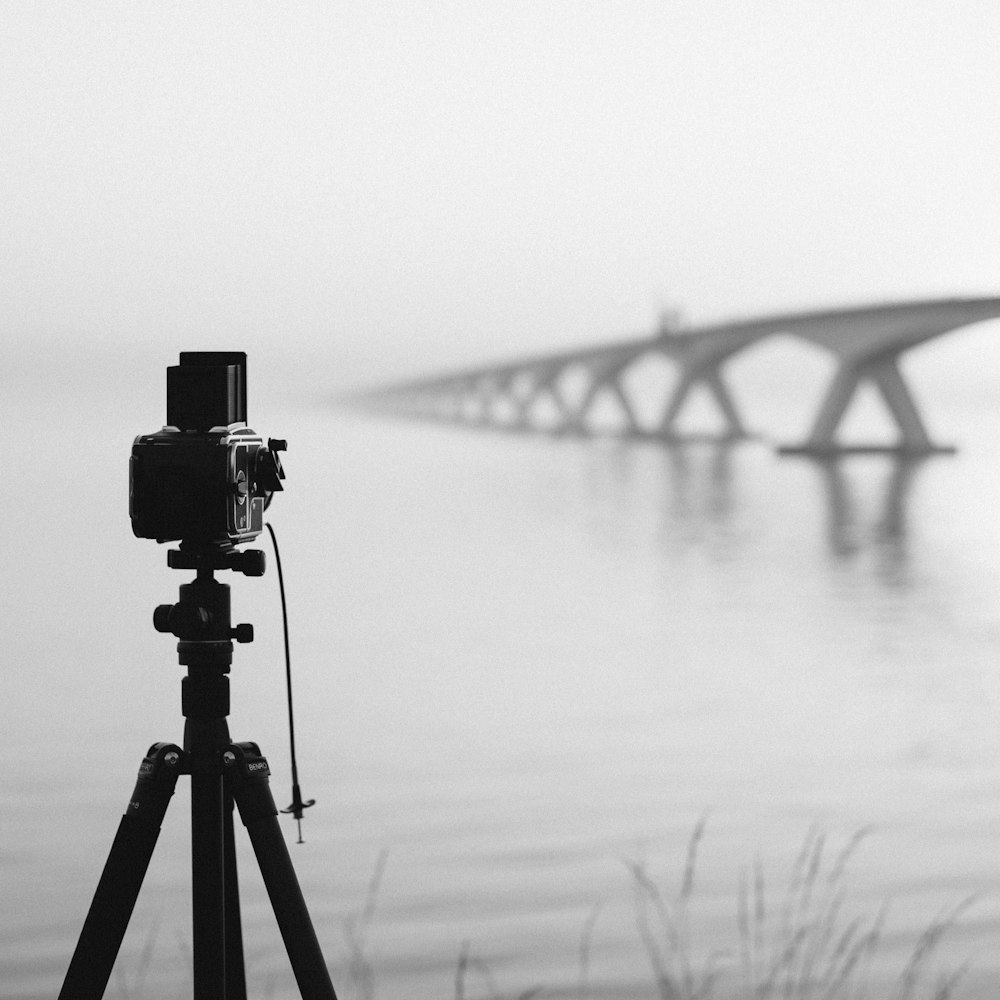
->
[174,571,236,1000]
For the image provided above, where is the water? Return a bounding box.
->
[3,340,1000,999]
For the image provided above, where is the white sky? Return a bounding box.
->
[3,2,999,389]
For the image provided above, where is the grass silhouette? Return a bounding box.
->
[624,821,974,1000]
[107,826,975,1000]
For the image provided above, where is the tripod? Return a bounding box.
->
[59,543,338,1000]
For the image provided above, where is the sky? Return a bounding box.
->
[2,2,999,393]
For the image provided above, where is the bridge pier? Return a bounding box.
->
[462,376,490,424]
[561,359,634,435]
[779,354,953,456]
[607,377,641,434]
[517,365,572,430]
[659,365,749,441]
[487,371,518,426]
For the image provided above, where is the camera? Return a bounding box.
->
[130,352,285,545]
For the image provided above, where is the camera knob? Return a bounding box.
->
[231,549,266,577]
[153,605,174,633]
[154,602,211,638]
[268,438,287,452]
[232,623,254,644]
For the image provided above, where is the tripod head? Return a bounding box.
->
[153,541,265,671]
[165,541,267,577]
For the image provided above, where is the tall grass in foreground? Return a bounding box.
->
[341,847,389,1000]
[110,826,976,1000]
[623,820,975,1000]
[333,825,975,1000]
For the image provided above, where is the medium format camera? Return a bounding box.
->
[129,352,286,545]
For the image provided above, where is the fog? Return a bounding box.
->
[4,2,999,392]
[7,8,1000,996]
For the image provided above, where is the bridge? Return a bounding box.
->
[355,297,1000,455]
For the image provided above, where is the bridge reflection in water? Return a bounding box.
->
[584,440,924,574]
[572,441,932,592]
[812,455,921,584]
[357,297,1000,455]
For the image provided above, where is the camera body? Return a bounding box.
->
[130,352,285,545]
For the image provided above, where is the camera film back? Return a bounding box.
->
[167,352,247,431]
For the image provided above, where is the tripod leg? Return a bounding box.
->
[225,742,338,1000]
[224,793,248,1000]
[190,744,227,1000]
[59,742,182,1000]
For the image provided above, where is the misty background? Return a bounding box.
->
[4,2,1000,384]
[4,4,1000,999]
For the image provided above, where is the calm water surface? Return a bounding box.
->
[3,344,1000,999]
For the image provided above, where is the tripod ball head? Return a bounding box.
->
[152,603,254,645]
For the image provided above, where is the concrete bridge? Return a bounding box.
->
[356,297,1000,454]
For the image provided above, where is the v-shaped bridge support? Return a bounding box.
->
[660,367,748,439]
[780,355,951,455]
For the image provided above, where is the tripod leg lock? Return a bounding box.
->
[223,741,280,827]
[128,741,184,828]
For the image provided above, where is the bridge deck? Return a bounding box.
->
[356,297,1000,454]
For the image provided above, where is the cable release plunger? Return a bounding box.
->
[267,522,316,843]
